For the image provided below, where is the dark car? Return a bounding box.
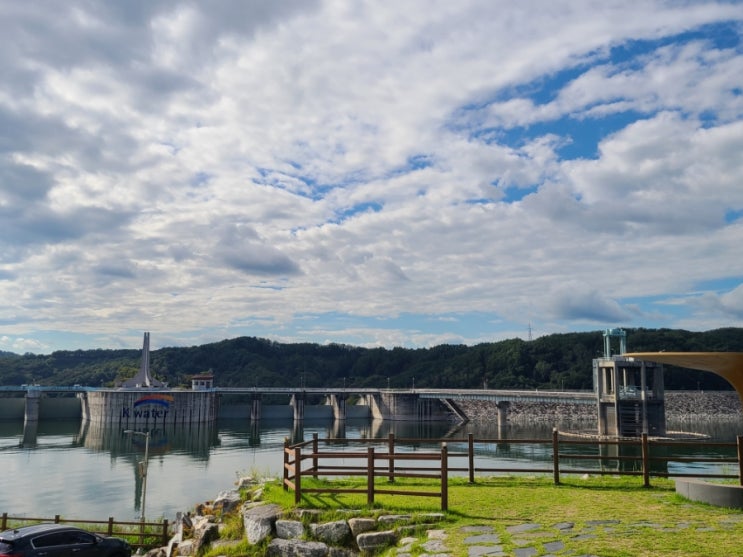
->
[0,524,131,557]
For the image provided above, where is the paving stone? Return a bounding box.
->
[421,540,448,553]
[506,523,541,534]
[427,529,447,540]
[543,540,565,552]
[513,547,538,557]
[464,533,501,544]
[461,525,494,533]
[573,534,596,540]
[467,546,505,557]
[553,522,574,531]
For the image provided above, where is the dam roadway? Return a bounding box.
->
[1,385,596,426]
[0,384,595,404]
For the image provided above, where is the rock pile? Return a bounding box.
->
[145,478,446,557]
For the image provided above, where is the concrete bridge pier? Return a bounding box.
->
[328,394,347,421]
[366,392,454,421]
[250,393,262,421]
[367,392,417,420]
[24,389,41,424]
[22,420,38,447]
[496,401,510,428]
[77,392,90,422]
[290,393,305,421]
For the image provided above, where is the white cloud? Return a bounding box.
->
[0,1,742,352]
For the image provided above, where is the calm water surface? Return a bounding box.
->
[1,417,741,522]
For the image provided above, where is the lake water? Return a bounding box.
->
[1,417,741,523]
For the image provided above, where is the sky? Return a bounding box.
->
[1,1,742,355]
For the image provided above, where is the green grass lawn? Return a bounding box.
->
[260,474,743,557]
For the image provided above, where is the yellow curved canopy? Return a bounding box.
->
[624,352,743,403]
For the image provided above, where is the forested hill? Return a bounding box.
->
[1,328,742,391]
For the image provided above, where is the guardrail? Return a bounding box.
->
[283,431,743,509]
[0,513,171,550]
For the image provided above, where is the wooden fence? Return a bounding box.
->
[0,513,171,550]
[284,435,450,510]
[283,431,743,509]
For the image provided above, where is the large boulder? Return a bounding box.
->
[243,503,283,544]
[310,520,351,546]
[266,538,329,557]
[213,489,242,513]
[191,517,219,554]
[276,519,306,539]
[355,530,397,552]
[347,518,376,537]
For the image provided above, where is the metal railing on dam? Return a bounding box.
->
[0,384,596,404]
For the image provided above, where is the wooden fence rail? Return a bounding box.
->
[0,513,171,550]
[283,431,743,508]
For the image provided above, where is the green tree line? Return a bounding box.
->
[1,328,742,391]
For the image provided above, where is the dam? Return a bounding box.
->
[5,330,707,438]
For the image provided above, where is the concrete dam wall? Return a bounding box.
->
[82,390,217,427]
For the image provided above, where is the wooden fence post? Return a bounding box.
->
[107,517,114,536]
[161,519,169,547]
[295,446,302,504]
[313,433,319,480]
[283,438,289,491]
[737,436,743,486]
[552,428,560,485]
[441,443,449,511]
[468,433,474,483]
[368,447,375,506]
[388,433,395,482]
[1,512,7,531]
[54,515,61,523]
[641,433,650,488]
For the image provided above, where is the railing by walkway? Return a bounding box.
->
[283,431,743,509]
[0,513,171,550]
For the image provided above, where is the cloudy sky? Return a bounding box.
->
[1,1,742,354]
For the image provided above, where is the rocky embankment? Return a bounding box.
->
[456,390,743,424]
[144,477,447,557]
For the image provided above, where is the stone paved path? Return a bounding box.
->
[389,515,743,557]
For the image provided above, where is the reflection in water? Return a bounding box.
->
[81,420,220,461]
[1,416,741,521]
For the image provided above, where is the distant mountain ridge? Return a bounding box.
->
[1,327,742,391]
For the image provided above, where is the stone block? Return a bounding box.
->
[310,520,351,545]
[276,519,306,539]
[348,518,376,537]
[355,530,397,552]
[266,538,329,557]
[243,503,283,544]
